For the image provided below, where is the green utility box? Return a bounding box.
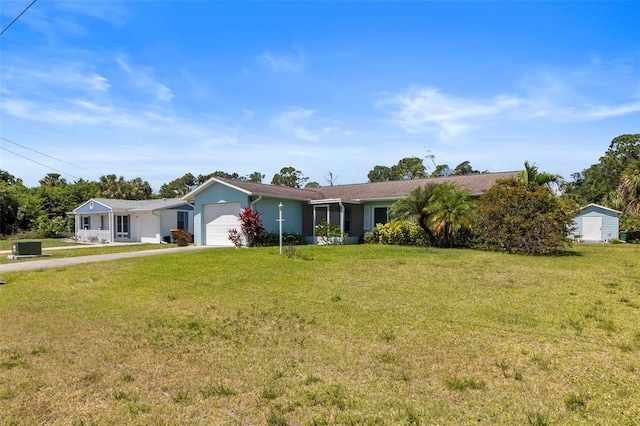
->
[12,241,42,256]
[619,231,627,242]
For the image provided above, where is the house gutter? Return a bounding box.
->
[250,195,263,210]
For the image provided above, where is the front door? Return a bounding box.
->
[115,215,130,239]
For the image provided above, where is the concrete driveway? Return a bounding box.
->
[0,244,218,274]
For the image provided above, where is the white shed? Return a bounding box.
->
[572,204,621,243]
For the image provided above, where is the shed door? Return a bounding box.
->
[582,216,602,241]
[204,203,241,246]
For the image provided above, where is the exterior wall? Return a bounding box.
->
[192,183,250,246]
[131,211,160,243]
[254,198,303,235]
[158,209,194,242]
[572,205,619,242]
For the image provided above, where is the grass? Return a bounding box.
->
[0,242,178,264]
[0,244,639,424]
[0,238,78,251]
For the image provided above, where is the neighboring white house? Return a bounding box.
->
[571,203,621,243]
[72,198,194,244]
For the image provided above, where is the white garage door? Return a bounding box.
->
[204,203,241,246]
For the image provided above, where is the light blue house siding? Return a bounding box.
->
[254,198,303,235]
[572,204,620,242]
[192,183,249,246]
[191,182,304,246]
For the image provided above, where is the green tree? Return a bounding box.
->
[271,167,308,188]
[247,172,265,183]
[452,161,482,176]
[368,157,428,182]
[390,157,427,180]
[608,160,640,217]
[159,173,197,198]
[98,175,153,200]
[431,164,452,177]
[519,161,563,189]
[305,181,321,188]
[0,170,21,185]
[562,134,640,206]
[427,183,475,247]
[39,173,67,187]
[0,181,20,234]
[474,178,575,255]
[389,185,437,243]
[368,165,392,182]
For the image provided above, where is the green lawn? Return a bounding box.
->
[0,242,178,265]
[0,239,78,251]
[1,244,638,425]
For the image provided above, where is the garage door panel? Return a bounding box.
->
[204,203,241,246]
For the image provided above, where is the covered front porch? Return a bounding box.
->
[305,199,363,244]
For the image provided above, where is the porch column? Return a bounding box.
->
[339,202,345,234]
[312,206,317,236]
[109,211,114,243]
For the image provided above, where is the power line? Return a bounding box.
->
[0,0,38,37]
[0,136,103,176]
[1,146,81,181]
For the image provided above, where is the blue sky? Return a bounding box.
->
[1,1,639,191]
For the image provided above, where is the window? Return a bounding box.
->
[177,211,188,230]
[115,215,129,238]
[344,207,351,234]
[374,207,389,226]
[81,216,90,229]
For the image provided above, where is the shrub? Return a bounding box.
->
[315,220,346,245]
[376,221,429,246]
[262,232,307,246]
[363,229,379,244]
[228,207,267,247]
[34,216,70,238]
[473,179,576,255]
[239,206,267,246]
[170,228,193,246]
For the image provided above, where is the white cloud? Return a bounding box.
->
[273,108,319,141]
[582,102,640,119]
[116,57,174,102]
[380,87,523,139]
[2,63,110,93]
[258,49,305,72]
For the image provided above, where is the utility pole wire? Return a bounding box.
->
[1,136,103,176]
[0,0,38,36]
[0,146,81,180]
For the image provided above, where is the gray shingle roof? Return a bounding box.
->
[90,198,190,211]
[212,171,520,202]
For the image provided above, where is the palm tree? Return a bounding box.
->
[389,185,437,241]
[609,160,640,216]
[426,183,475,247]
[519,161,563,189]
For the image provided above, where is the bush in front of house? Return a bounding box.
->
[314,220,347,245]
[376,221,429,246]
[262,232,307,246]
[363,229,380,244]
[171,229,193,246]
[239,206,267,247]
